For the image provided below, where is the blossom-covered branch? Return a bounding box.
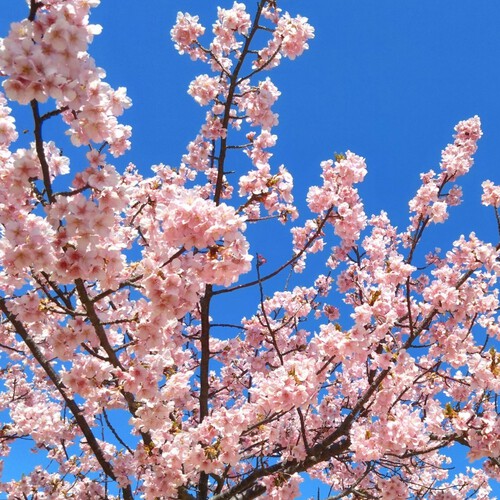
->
[0,1,499,499]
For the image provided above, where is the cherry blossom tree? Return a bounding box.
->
[0,1,499,498]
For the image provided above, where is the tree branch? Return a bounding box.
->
[30,100,54,203]
[0,297,135,499]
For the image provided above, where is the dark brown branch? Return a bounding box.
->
[102,408,133,454]
[75,279,123,369]
[213,0,267,205]
[296,407,310,454]
[75,279,153,448]
[213,438,351,500]
[0,297,135,499]
[494,207,500,241]
[256,258,284,364]
[199,285,212,423]
[28,0,42,21]
[54,184,91,198]
[30,100,54,203]
[198,284,213,499]
[40,106,69,122]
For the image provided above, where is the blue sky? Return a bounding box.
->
[2,0,500,497]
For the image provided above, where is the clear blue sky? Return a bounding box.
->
[2,1,500,497]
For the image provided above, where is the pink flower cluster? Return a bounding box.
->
[213,2,251,57]
[441,115,482,176]
[407,116,482,230]
[239,163,296,221]
[0,1,499,499]
[188,74,222,106]
[170,12,206,61]
[181,134,213,171]
[0,0,132,155]
[481,179,500,207]
[236,78,281,130]
[0,92,17,146]
[129,181,252,317]
[255,11,314,69]
[170,2,315,232]
[276,13,315,60]
[292,151,368,262]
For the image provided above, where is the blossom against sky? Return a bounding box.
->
[2,1,500,497]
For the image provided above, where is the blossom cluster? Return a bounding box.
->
[0,1,499,499]
[407,116,482,229]
[0,0,131,155]
[174,1,313,222]
[289,151,368,271]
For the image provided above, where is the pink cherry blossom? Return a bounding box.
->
[188,74,221,106]
[0,2,498,499]
[1,2,131,156]
[276,13,315,60]
[482,179,500,207]
[171,12,206,61]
